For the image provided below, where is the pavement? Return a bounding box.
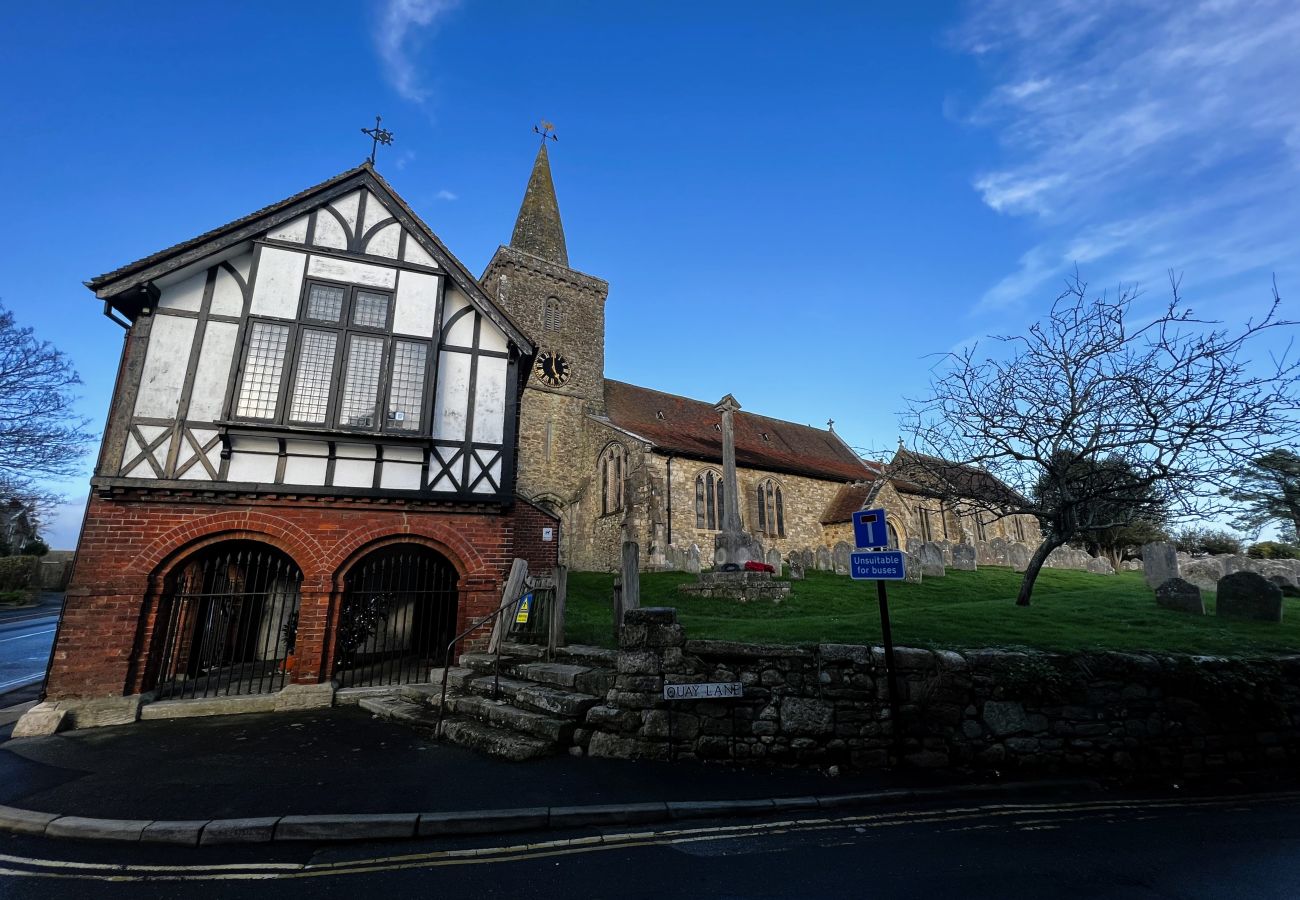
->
[0,702,1105,847]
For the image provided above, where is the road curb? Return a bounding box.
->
[0,778,1101,847]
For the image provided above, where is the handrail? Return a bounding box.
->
[433,585,531,740]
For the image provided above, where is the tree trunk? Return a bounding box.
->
[1016,537,1067,607]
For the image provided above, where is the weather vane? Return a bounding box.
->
[361,115,394,165]
[534,120,558,145]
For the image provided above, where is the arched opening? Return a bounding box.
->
[334,544,459,688]
[148,540,302,700]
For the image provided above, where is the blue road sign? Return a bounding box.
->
[852,508,890,549]
[850,550,906,581]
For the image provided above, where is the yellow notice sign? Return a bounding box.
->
[515,593,532,624]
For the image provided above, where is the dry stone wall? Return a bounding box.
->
[586,608,1300,778]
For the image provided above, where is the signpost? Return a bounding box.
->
[851,508,903,764]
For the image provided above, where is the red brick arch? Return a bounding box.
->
[138,511,329,586]
[324,520,492,590]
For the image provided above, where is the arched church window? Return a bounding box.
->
[600,443,626,516]
[755,479,785,537]
[544,297,562,331]
[695,470,725,530]
[887,523,900,550]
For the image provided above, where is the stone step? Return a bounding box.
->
[438,716,555,761]
[553,644,618,667]
[359,695,440,729]
[508,661,613,696]
[459,674,600,719]
[499,641,548,660]
[458,651,523,674]
[447,695,574,743]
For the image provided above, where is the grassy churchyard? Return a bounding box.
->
[565,567,1300,655]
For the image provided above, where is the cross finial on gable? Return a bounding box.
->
[361,115,395,165]
[827,418,835,432]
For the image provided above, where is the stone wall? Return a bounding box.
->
[586,608,1300,777]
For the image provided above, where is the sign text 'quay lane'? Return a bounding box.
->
[662,682,744,701]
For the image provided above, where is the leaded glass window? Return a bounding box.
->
[340,335,384,428]
[235,322,290,419]
[288,329,338,423]
[387,340,428,431]
[305,284,344,322]
[352,291,389,328]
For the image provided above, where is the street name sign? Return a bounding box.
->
[852,508,890,550]
[663,682,744,701]
[850,550,906,581]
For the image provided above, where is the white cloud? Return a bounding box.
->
[435,189,458,201]
[373,0,460,104]
[953,0,1300,312]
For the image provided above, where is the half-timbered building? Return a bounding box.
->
[43,162,558,714]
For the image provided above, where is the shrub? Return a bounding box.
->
[1247,541,1300,560]
[1171,527,1244,556]
[0,555,40,591]
[22,538,49,557]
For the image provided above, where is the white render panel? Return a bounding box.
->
[433,351,471,442]
[384,444,423,462]
[472,356,508,444]
[403,239,437,268]
[313,210,348,250]
[267,215,309,243]
[332,458,374,487]
[283,455,328,485]
[365,222,401,259]
[158,272,205,312]
[211,263,247,316]
[479,319,508,354]
[284,439,329,457]
[331,191,361,233]
[380,461,422,490]
[473,458,503,495]
[228,450,278,483]
[249,247,306,318]
[135,314,197,418]
[429,448,457,492]
[229,434,279,454]
[442,290,475,346]
[361,191,389,233]
[335,442,377,459]
[188,321,238,422]
[306,255,396,289]
[393,272,440,337]
[120,432,142,474]
[178,462,213,481]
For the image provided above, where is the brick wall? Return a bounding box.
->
[46,491,558,700]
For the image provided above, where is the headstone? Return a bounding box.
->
[951,543,977,571]
[917,542,946,577]
[1216,571,1284,623]
[1085,557,1115,575]
[988,538,1010,566]
[1122,560,1143,571]
[789,561,805,580]
[1155,577,1204,614]
[714,546,726,568]
[801,549,815,569]
[975,541,997,566]
[899,550,922,584]
[1007,543,1032,572]
[1181,557,1224,593]
[833,541,852,575]
[686,543,701,574]
[621,542,641,611]
[1221,555,1254,577]
[935,540,954,565]
[766,548,783,572]
[1267,574,1291,590]
[816,546,832,571]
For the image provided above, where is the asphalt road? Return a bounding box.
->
[0,788,1298,898]
[0,609,57,707]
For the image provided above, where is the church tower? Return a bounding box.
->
[482,136,610,524]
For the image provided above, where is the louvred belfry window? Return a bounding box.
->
[232,280,432,434]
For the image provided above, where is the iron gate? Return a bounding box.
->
[151,542,302,700]
[334,545,459,688]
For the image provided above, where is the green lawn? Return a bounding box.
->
[565,567,1300,656]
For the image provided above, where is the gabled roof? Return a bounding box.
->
[86,162,534,354]
[601,380,878,483]
[820,482,875,525]
[890,448,1027,506]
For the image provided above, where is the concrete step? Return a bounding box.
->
[438,716,555,761]
[447,695,574,743]
[358,696,440,729]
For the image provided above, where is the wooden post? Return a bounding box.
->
[488,558,529,655]
[548,565,568,653]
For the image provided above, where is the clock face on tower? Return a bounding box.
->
[534,350,572,388]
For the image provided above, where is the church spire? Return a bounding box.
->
[510,133,569,267]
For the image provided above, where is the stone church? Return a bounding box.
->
[487,143,1042,571]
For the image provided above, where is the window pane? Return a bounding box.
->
[306,284,344,321]
[288,329,337,423]
[386,340,427,431]
[340,334,385,427]
[235,322,289,419]
[352,291,390,328]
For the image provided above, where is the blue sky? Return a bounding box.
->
[2,1,1298,548]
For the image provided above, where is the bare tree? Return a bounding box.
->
[901,272,1300,606]
[0,302,93,523]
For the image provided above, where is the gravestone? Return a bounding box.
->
[1085,557,1115,575]
[686,543,701,574]
[1216,571,1284,623]
[951,543,977,571]
[1007,543,1032,572]
[789,561,805,580]
[1220,555,1254,577]
[801,549,815,569]
[714,546,726,568]
[1181,558,1224,593]
[1155,577,1204,615]
[621,542,641,612]
[766,548,783,572]
[816,546,831,571]
[917,542,946,578]
[1141,542,1180,589]
[1122,560,1143,571]
[833,542,852,575]
[975,541,997,566]
[988,538,1011,566]
[899,550,922,584]
[935,540,954,565]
